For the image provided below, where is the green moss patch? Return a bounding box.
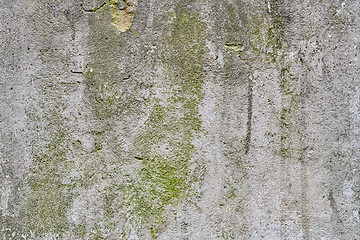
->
[122,5,206,238]
[25,104,76,237]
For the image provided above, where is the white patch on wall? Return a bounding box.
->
[353,210,359,222]
[0,176,11,215]
[342,180,354,197]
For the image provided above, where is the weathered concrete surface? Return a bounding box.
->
[1,0,359,239]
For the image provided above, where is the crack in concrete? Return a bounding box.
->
[245,75,253,155]
[80,2,108,13]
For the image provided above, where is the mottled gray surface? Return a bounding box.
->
[1,0,359,239]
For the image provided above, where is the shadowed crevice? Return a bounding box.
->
[245,77,253,155]
[80,2,107,13]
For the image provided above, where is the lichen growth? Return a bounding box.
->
[221,1,301,238]
[84,2,206,238]
[84,3,144,237]
[246,3,285,63]
[121,5,206,238]
[25,103,75,237]
[278,66,302,158]
[241,0,301,155]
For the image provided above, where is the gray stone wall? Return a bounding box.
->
[1,0,359,239]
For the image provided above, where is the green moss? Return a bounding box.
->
[25,105,75,236]
[278,98,301,157]
[103,190,117,220]
[150,225,158,239]
[278,64,302,158]
[84,2,206,238]
[224,0,285,64]
[216,230,235,240]
[237,1,302,158]
[89,223,106,240]
[246,8,284,62]
[224,4,247,45]
[84,4,139,238]
[108,0,118,6]
[227,185,237,200]
[222,1,303,236]
[122,5,206,238]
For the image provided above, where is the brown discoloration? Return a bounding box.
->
[110,2,136,32]
[110,7,135,32]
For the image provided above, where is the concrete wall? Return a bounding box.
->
[1,0,359,239]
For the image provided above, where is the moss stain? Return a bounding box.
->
[25,103,75,237]
[122,5,206,238]
[221,0,301,238]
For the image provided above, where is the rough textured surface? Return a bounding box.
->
[1,0,359,239]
